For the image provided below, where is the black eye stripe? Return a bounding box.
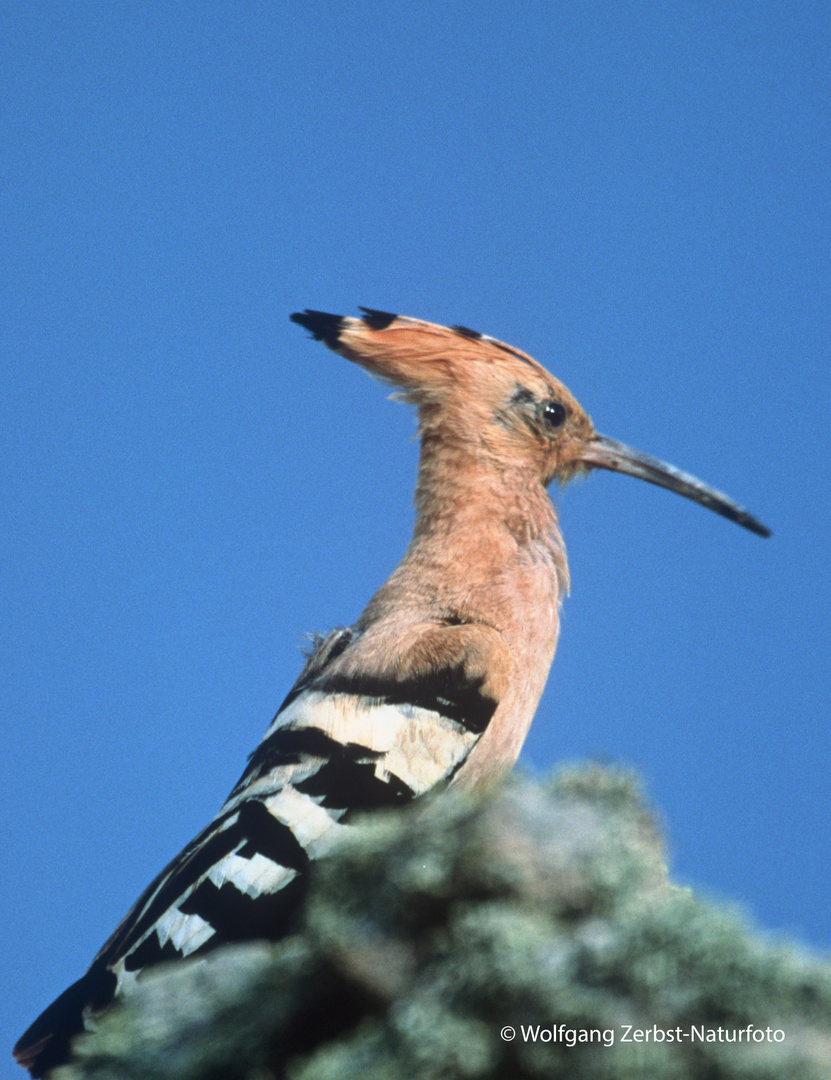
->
[510,386,536,407]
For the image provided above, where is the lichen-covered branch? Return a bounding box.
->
[53,766,831,1080]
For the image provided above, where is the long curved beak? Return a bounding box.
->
[581,435,770,538]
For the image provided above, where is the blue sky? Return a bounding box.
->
[3,0,829,1066]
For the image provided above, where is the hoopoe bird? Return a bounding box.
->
[14,308,769,1076]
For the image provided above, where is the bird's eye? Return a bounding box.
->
[542,401,567,430]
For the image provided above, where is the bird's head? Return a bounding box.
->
[291,308,769,537]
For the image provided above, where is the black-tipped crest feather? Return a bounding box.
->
[358,307,398,329]
[290,310,346,345]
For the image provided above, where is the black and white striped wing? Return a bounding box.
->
[14,627,499,1076]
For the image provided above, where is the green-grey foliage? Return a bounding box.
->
[53,766,831,1080]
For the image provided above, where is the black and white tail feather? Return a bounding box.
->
[14,624,494,1077]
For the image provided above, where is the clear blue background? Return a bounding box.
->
[3,0,828,1067]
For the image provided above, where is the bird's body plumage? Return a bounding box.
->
[14,309,767,1076]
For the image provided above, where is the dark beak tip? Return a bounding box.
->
[587,435,770,539]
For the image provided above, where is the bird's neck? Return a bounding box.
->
[413,441,558,545]
[358,434,569,632]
